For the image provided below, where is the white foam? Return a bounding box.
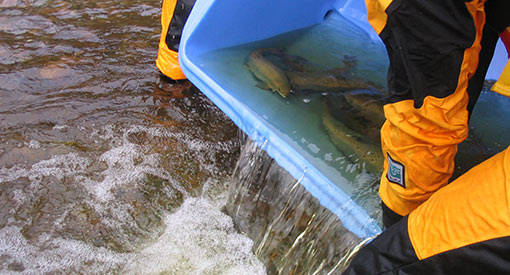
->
[30,152,91,180]
[308,143,320,154]
[354,170,373,184]
[27,140,40,150]
[84,125,187,202]
[0,226,128,274]
[123,197,266,275]
[0,124,265,274]
[89,142,153,201]
[52,124,68,131]
[0,152,90,183]
[324,152,333,161]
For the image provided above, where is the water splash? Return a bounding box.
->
[0,121,265,274]
[226,137,373,274]
[123,197,266,275]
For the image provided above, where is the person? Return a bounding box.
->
[343,0,510,273]
[156,0,196,83]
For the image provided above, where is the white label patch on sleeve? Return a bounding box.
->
[387,154,405,188]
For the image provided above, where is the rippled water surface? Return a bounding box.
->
[0,0,265,273]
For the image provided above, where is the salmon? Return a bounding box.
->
[246,48,292,98]
[322,94,384,174]
[288,67,383,93]
[344,90,386,127]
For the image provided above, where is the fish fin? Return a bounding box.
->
[277,90,287,98]
[255,82,270,90]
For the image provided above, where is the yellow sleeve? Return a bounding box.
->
[491,58,510,97]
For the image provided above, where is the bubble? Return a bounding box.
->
[307,143,320,154]
[0,226,128,274]
[28,140,41,150]
[52,124,69,132]
[123,198,266,275]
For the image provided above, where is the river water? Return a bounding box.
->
[0,0,266,273]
